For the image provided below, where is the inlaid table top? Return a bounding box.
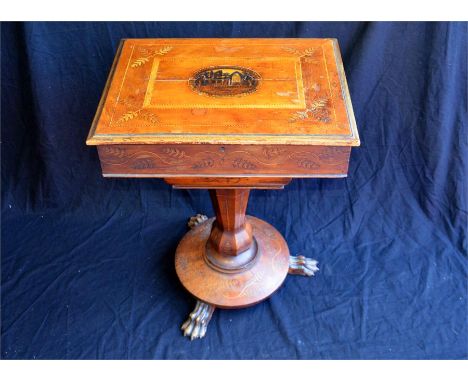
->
[87,38,359,180]
[86,38,359,147]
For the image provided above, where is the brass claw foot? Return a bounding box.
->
[183,216,213,340]
[181,300,215,340]
[288,255,319,276]
[188,214,208,229]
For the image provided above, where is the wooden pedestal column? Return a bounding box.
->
[206,189,257,273]
[175,186,290,309]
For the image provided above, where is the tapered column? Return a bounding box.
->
[209,189,253,255]
[205,189,258,272]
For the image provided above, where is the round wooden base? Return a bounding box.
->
[175,216,290,309]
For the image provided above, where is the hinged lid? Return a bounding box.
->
[86,38,359,146]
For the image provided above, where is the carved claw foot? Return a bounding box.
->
[188,214,208,229]
[181,300,215,340]
[288,255,319,276]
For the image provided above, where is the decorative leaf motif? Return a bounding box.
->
[262,147,286,159]
[102,146,126,158]
[302,47,317,57]
[297,158,320,169]
[132,158,155,169]
[310,112,330,123]
[308,98,331,123]
[289,97,331,123]
[115,108,158,125]
[139,110,159,124]
[232,158,256,170]
[156,46,173,55]
[192,158,214,169]
[131,57,150,68]
[283,46,317,58]
[131,46,173,68]
[162,147,186,159]
[289,111,309,123]
[116,110,139,124]
[309,98,328,111]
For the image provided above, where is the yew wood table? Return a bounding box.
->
[86,38,360,340]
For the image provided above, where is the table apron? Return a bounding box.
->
[97,144,351,178]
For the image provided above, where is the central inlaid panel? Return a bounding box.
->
[143,57,306,109]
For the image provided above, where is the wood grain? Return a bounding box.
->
[86,38,359,147]
[175,216,290,309]
[206,189,256,272]
[98,144,351,177]
[164,177,291,189]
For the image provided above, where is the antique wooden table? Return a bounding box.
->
[86,38,359,340]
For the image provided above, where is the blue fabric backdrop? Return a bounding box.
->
[1,22,467,359]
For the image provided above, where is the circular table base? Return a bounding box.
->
[175,216,290,309]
